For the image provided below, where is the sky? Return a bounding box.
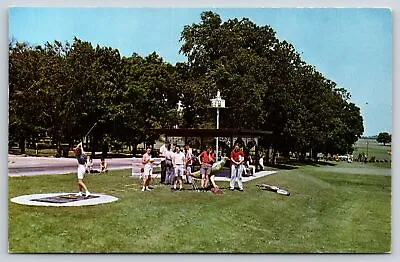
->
[8,7,392,137]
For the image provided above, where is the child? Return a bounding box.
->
[100,157,108,173]
[86,155,93,173]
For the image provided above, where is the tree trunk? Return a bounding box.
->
[131,143,138,157]
[19,137,26,154]
[91,135,98,157]
[272,147,277,166]
[312,148,318,162]
[299,150,306,162]
[102,142,109,158]
[265,146,270,165]
[269,145,274,165]
[56,141,62,158]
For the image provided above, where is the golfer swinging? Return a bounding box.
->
[74,142,90,196]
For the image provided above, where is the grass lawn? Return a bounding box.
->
[8,162,391,253]
[353,138,392,161]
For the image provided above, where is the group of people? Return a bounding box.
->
[73,140,257,196]
[85,155,109,174]
[158,142,196,191]
[142,140,249,192]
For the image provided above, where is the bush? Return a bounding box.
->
[37,143,58,150]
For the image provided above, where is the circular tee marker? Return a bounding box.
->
[10,193,118,207]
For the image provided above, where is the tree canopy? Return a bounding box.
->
[376,132,391,145]
[9,11,364,159]
[178,11,363,157]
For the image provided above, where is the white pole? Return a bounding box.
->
[216,107,219,162]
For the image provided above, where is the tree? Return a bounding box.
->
[377,132,391,145]
[117,52,181,151]
[9,42,44,153]
[179,11,364,162]
[179,12,278,130]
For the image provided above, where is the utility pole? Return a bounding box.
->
[211,90,225,161]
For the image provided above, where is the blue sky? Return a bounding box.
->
[8,7,392,136]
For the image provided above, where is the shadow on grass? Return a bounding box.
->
[267,160,337,170]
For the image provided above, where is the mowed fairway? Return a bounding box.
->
[8,162,391,253]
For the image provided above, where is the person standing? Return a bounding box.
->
[246,154,256,176]
[74,142,90,196]
[141,146,154,192]
[172,145,185,190]
[184,144,193,184]
[159,140,170,184]
[230,143,245,191]
[164,144,174,185]
[199,146,214,190]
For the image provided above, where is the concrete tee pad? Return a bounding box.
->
[10,193,118,207]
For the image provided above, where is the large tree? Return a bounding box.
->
[179,12,279,130]
[377,132,391,145]
[9,42,45,153]
[179,11,364,160]
[117,52,182,151]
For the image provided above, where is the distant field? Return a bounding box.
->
[353,138,391,161]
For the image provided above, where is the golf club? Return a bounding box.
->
[84,121,98,140]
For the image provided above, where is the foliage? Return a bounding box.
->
[179,11,364,158]
[376,132,391,145]
[9,11,364,159]
[9,38,180,153]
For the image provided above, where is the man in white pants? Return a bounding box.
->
[159,140,170,184]
[172,145,185,190]
[230,143,245,191]
[74,142,90,196]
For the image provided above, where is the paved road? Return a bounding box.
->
[8,155,134,177]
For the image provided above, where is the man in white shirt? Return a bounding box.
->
[159,140,170,184]
[172,145,185,190]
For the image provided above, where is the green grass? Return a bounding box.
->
[8,163,391,253]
